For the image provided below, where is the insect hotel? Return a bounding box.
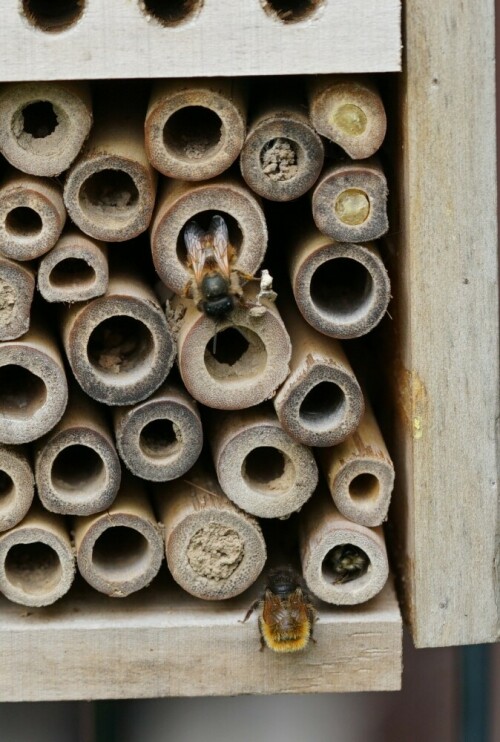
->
[0,0,497,700]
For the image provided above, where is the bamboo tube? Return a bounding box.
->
[209,405,318,519]
[0,81,92,176]
[0,446,35,532]
[156,468,267,600]
[300,488,389,604]
[74,477,163,597]
[240,95,324,201]
[0,257,35,341]
[312,159,389,243]
[289,227,391,339]
[0,170,66,261]
[38,229,108,303]
[61,270,175,406]
[145,79,247,181]
[19,1,86,34]
[273,296,364,447]
[63,95,156,242]
[308,76,387,159]
[0,321,68,444]
[34,387,121,516]
[150,173,267,296]
[113,381,203,482]
[175,285,292,409]
[317,402,395,527]
[0,504,75,606]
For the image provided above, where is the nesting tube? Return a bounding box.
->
[156,469,267,600]
[176,287,292,409]
[61,270,176,406]
[289,228,391,339]
[308,76,387,159]
[145,78,247,181]
[274,297,364,447]
[38,229,109,303]
[35,388,121,516]
[74,477,164,597]
[0,81,92,176]
[150,174,267,296]
[114,381,203,482]
[64,96,156,242]
[210,405,318,519]
[312,159,389,243]
[0,321,68,444]
[300,488,389,605]
[0,446,35,532]
[0,504,75,606]
[0,170,66,261]
[0,257,35,341]
[317,402,395,527]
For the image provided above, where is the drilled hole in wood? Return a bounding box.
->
[177,210,243,265]
[310,258,373,318]
[322,543,370,584]
[21,0,85,33]
[49,258,96,290]
[242,446,295,494]
[87,315,154,376]
[349,473,380,501]
[5,542,62,594]
[92,526,151,580]
[0,365,47,419]
[299,381,345,431]
[140,0,203,26]
[204,327,267,381]
[164,106,222,160]
[260,0,323,24]
[51,444,106,496]
[80,170,140,217]
[0,471,15,507]
[140,419,180,458]
[5,207,43,237]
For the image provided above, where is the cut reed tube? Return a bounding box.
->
[0,321,68,444]
[113,381,203,482]
[300,488,389,605]
[150,173,267,296]
[274,296,364,447]
[61,269,176,406]
[308,76,387,159]
[317,402,395,527]
[0,81,92,176]
[209,404,318,519]
[312,159,388,243]
[0,446,35,533]
[74,477,164,598]
[63,95,156,242]
[240,94,324,201]
[175,285,292,409]
[145,78,247,181]
[38,229,109,303]
[34,387,121,516]
[289,227,391,339]
[0,257,35,341]
[0,504,75,606]
[0,170,66,261]
[156,468,266,600]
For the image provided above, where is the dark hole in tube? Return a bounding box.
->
[50,258,96,289]
[164,106,222,160]
[5,207,43,238]
[51,444,105,495]
[140,419,178,458]
[349,472,380,501]
[310,258,373,318]
[92,526,150,580]
[299,381,345,430]
[22,101,59,138]
[80,170,139,214]
[5,542,62,594]
[0,471,15,503]
[206,327,249,366]
[87,315,154,376]
[0,365,47,419]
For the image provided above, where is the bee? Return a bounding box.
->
[242,566,317,653]
[328,544,370,584]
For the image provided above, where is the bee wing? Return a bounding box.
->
[209,215,231,280]
[184,220,207,284]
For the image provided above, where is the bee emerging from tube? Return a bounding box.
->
[242,566,317,653]
[328,544,370,584]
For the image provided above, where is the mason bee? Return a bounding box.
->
[328,544,369,584]
[242,566,317,653]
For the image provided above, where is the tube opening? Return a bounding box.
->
[261,0,323,24]
[5,207,43,238]
[204,327,267,382]
[5,541,62,595]
[322,543,370,585]
[21,0,85,33]
[0,365,47,419]
[49,258,96,290]
[187,524,244,579]
[242,446,295,495]
[80,169,140,220]
[51,444,106,497]
[334,189,370,225]
[92,525,151,581]
[163,106,223,160]
[141,0,203,27]
[349,472,380,501]
[87,315,154,377]
[140,418,180,459]
[0,470,15,507]
[299,381,345,431]
[177,210,243,264]
[310,257,373,319]
[260,137,299,181]
[21,101,59,139]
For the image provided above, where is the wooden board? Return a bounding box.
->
[0,1,401,81]
[0,575,402,700]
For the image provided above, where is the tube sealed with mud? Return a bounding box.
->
[0,257,35,341]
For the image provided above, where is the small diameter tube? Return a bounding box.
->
[156,469,267,600]
[0,257,35,341]
[0,504,75,606]
[34,387,121,516]
[0,321,68,444]
[38,229,109,303]
[308,76,387,159]
[61,270,176,406]
[0,170,66,261]
[74,477,164,597]
[289,227,391,339]
[0,446,35,532]
[300,488,389,605]
[150,173,267,296]
[209,405,318,519]
[176,286,292,410]
[113,381,203,482]
[312,159,388,243]
[274,296,364,447]
[0,81,92,177]
[145,78,247,181]
[317,402,395,527]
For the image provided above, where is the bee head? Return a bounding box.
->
[201,295,234,318]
